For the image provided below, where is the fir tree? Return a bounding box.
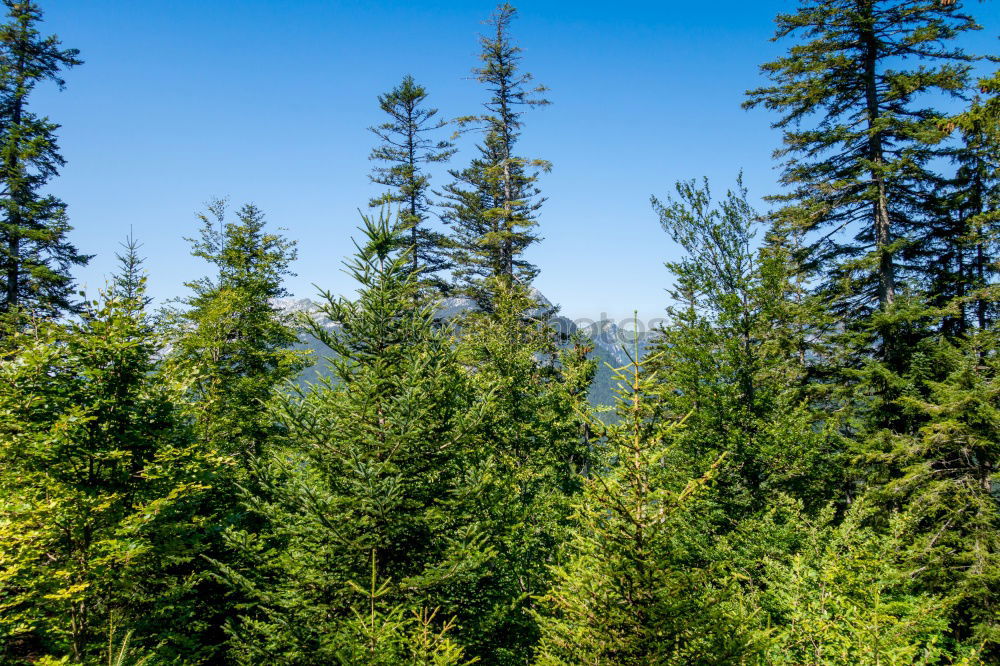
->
[534,338,760,664]
[0,240,219,663]
[441,3,550,309]
[0,0,88,322]
[448,281,592,662]
[758,501,966,665]
[929,78,1000,335]
[217,213,491,663]
[744,0,980,329]
[369,75,455,290]
[878,332,1000,656]
[165,199,303,465]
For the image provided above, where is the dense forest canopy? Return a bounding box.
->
[0,0,998,664]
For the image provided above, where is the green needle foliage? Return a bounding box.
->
[165,199,303,467]
[534,341,760,664]
[0,240,220,664]
[760,502,968,666]
[0,1,997,663]
[449,281,593,663]
[648,176,842,518]
[217,212,491,663]
[369,75,455,291]
[441,3,551,309]
[744,0,980,322]
[0,0,88,324]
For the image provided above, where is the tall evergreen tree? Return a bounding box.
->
[441,3,550,309]
[369,75,455,289]
[449,281,593,663]
[158,200,303,661]
[217,213,490,663]
[744,0,979,329]
[534,340,759,664]
[930,75,1000,335]
[0,0,87,321]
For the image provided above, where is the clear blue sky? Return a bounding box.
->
[35,0,999,322]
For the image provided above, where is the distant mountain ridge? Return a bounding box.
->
[273,291,659,406]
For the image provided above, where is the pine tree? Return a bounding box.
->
[217,213,491,663]
[0,0,88,322]
[441,3,550,309]
[0,240,219,663]
[369,75,455,290]
[744,0,980,330]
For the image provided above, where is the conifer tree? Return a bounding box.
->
[928,78,1000,335]
[758,501,966,665]
[648,176,842,517]
[448,281,593,662]
[217,213,491,663]
[873,331,1000,657]
[441,3,550,309]
[369,75,455,289]
[0,241,219,663]
[165,199,302,465]
[0,0,88,322]
[158,201,303,660]
[534,340,759,664]
[744,0,980,328]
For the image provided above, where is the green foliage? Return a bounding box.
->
[165,199,303,465]
[217,212,491,662]
[1,2,998,664]
[0,0,88,322]
[649,176,842,516]
[870,328,1000,656]
[534,343,760,664]
[369,75,455,290]
[448,281,592,663]
[760,502,972,665]
[0,242,220,663]
[745,0,980,316]
[441,3,551,309]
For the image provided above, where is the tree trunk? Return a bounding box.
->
[861,9,895,311]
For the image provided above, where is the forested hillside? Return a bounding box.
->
[1,1,998,664]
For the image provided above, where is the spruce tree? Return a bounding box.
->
[369,75,455,290]
[165,199,303,465]
[0,240,219,663]
[448,281,593,662]
[534,340,759,664]
[873,330,1000,656]
[744,0,979,328]
[441,3,550,309]
[217,213,491,663]
[758,501,965,665]
[929,77,1000,335]
[0,0,88,321]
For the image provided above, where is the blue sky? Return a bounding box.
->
[35,0,999,322]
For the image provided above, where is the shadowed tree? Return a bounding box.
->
[0,0,88,323]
